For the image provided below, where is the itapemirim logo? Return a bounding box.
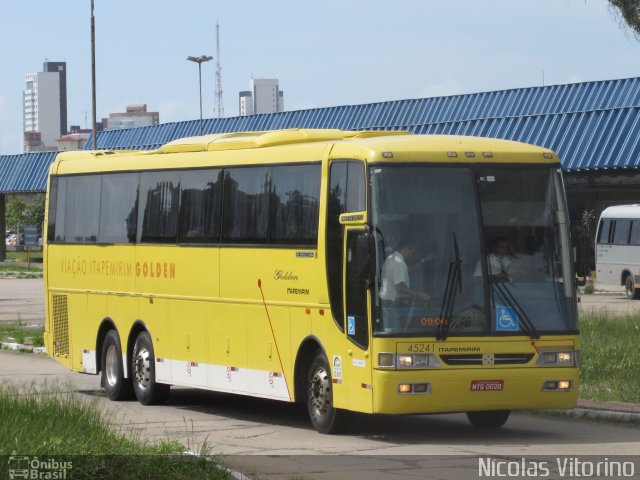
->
[8,456,73,479]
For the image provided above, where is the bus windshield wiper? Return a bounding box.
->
[437,233,462,341]
[491,281,540,339]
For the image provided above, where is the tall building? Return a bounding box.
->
[239,78,284,116]
[106,104,160,130]
[23,61,68,152]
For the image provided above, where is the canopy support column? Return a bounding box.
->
[0,193,6,262]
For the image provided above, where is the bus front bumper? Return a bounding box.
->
[372,367,578,414]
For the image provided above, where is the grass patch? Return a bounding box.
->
[0,263,43,278]
[579,311,640,404]
[0,382,230,479]
[0,263,42,273]
[5,251,43,263]
[0,323,44,347]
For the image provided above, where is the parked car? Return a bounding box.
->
[6,234,16,246]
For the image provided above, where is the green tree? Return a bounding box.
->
[5,195,45,233]
[609,0,640,37]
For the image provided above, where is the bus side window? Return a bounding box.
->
[137,172,180,244]
[178,169,223,244]
[99,173,140,244]
[597,219,612,244]
[47,176,59,243]
[630,220,640,246]
[613,219,631,245]
[269,164,321,246]
[62,175,101,243]
[222,167,270,244]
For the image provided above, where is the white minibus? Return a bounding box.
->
[595,204,640,299]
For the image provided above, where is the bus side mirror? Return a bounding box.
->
[356,234,374,288]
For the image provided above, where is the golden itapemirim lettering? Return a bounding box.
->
[135,261,176,279]
[59,258,175,279]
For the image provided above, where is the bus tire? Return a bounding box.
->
[132,331,170,405]
[100,330,133,401]
[466,410,510,428]
[306,351,351,434]
[624,275,640,300]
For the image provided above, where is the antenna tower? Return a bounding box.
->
[215,22,224,118]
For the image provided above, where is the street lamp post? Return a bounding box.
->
[91,0,97,150]
[187,55,213,136]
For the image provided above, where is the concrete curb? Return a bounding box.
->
[0,342,47,354]
[578,398,640,414]
[184,451,252,480]
[0,274,43,279]
[569,407,640,423]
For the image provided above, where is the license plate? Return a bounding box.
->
[470,380,504,391]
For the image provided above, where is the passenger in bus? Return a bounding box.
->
[474,236,515,282]
[379,236,432,306]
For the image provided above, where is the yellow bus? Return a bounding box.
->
[43,129,579,433]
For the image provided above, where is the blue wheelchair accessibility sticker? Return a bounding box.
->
[496,306,519,332]
[347,316,356,335]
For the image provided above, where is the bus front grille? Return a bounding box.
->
[440,353,534,366]
[52,294,69,357]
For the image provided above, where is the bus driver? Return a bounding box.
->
[379,236,431,306]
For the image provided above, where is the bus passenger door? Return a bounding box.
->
[343,228,373,412]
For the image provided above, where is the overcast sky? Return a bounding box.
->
[1,0,640,155]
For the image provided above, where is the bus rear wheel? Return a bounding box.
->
[466,410,510,428]
[100,330,133,401]
[306,352,350,434]
[132,331,170,405]
[625,275,640,299]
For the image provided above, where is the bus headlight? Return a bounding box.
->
[378,353,395,368]
[397,354,439,368]
[398,383,412,393]
[536,350,577,366]
[542,380,573,391]
[398,355,414,367]
[413,355,430,367]
[398,382,432,394]
[557,352,572,363]
[377,353,441,369]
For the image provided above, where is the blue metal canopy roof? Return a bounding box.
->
[87,77,640,173]
[2,77,640,193]
[0,151,56,194]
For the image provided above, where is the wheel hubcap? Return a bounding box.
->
[105,344,119,388]
[309,366,331,420]
[134,346,151,392]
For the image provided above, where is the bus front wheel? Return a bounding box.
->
[306,352,350,434]
[466,410,510,428]
[132,331,170,405]
[100,330,133,401]
[625,275,640,299]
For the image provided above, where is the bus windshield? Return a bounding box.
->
[370,164,577,337]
